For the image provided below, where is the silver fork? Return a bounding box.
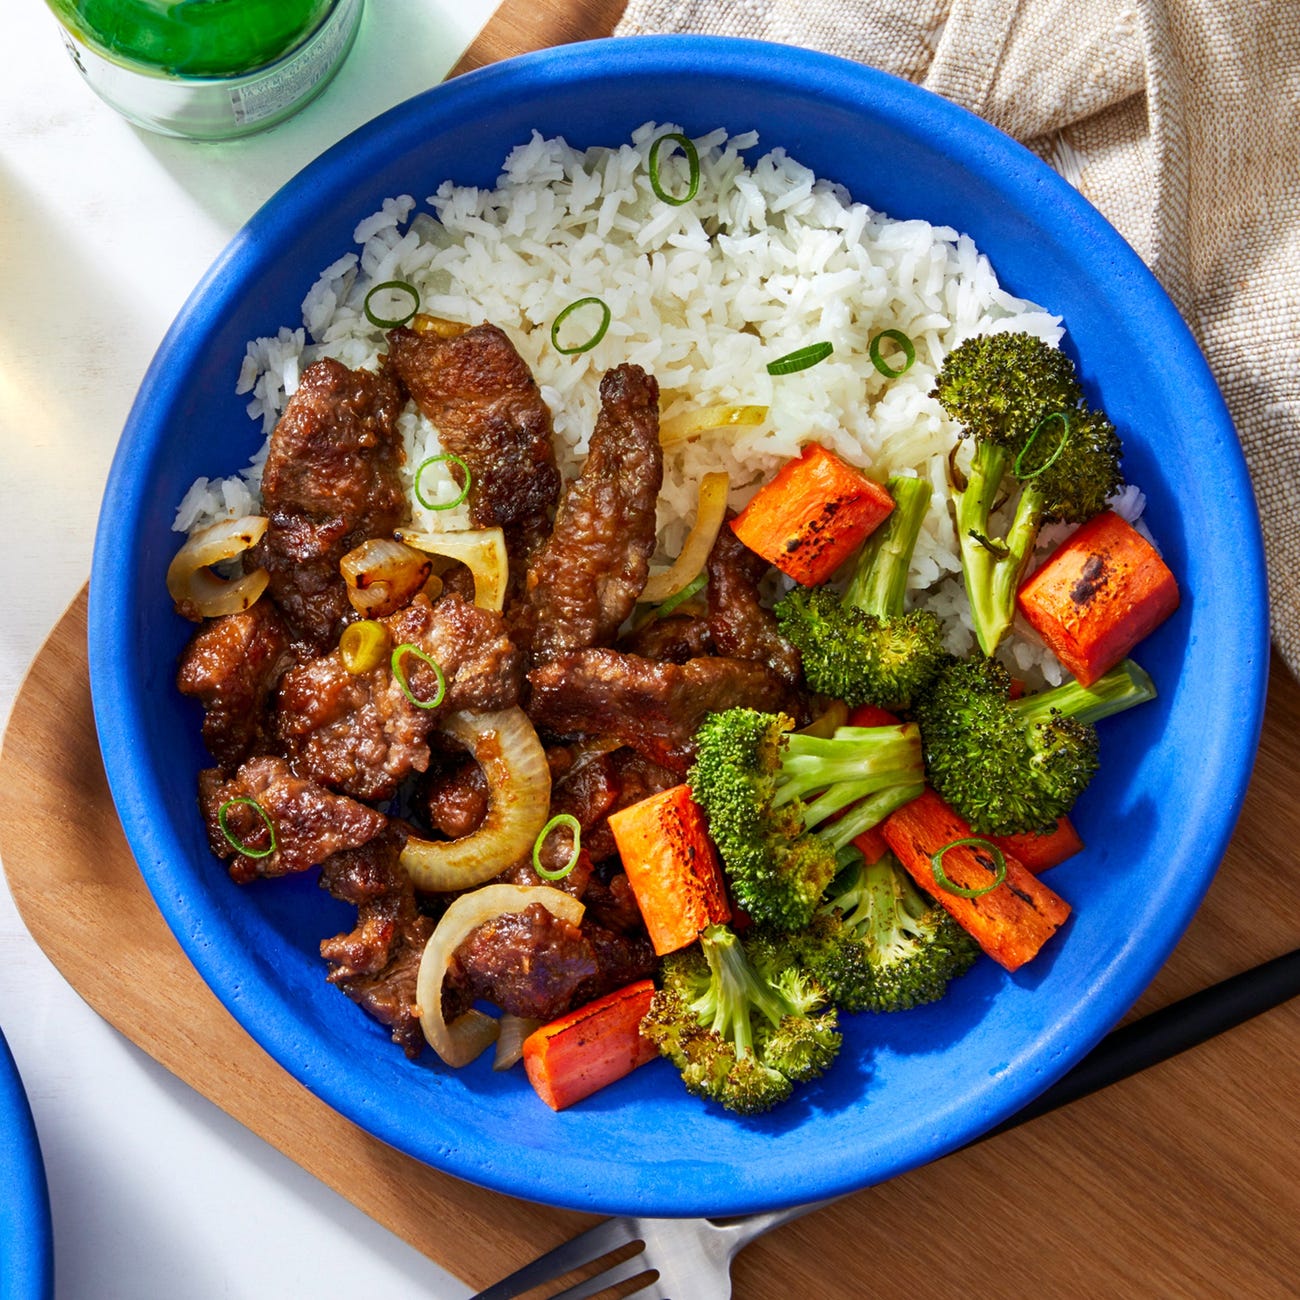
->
[472,945,1300,1300]
[472,1201,827,1299]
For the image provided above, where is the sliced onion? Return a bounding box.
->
[400,707,551,891]
[415,884,584,1067]
[641,471,730,604]
[411,314,470,338]
[166,515,269,619]
[493,1013,543,1071]
[798,700,849,738]
[659,403,768,447]
[339,537,433,617]
[396,527,509,612]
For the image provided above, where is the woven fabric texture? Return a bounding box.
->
[616,0,1300,676]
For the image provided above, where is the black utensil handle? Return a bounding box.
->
[985,946,1300,1139]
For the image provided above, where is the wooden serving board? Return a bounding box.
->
[2,4,1299,1294]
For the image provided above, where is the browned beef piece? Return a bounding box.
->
[319,825,432,1059]
[198,756,387,884]
[577,746,683,865]
[385,323,560,558]
[250,358,407,654]
[443,904,655,1023]
[527,648,801,772]
[581,872,649,934]
[176,601,292,769]
[516,365,663,664]
[706,517,802,685]
[420,754,489,840]
[619,611,713,664]
[276,591,523,803]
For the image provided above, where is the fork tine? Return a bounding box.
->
[471,1217,643,1300]
[549,1250,657,1300]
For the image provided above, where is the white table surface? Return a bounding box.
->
[0,3,505,1295]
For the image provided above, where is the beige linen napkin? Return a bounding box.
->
[617,0,1300,679]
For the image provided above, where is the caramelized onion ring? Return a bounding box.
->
[415,884,584,1067]
[166,515,269,620]
[399,707,551,891]
[640,470,730,604]
[339,537,433,617]
[395,527,509,612]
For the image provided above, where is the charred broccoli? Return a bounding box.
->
[797,848,980,1013]
[774,474,947,710]
[932,332,1123,655]
[688,707,926,930]
[913,653,1156,836]
[640,923,841,1114]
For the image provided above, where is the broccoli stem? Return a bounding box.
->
[1013,658,1157,726]
[953,441,1016,655]
[691,925,788,1054]
[842,474,934,618]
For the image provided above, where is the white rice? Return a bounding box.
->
[175,123,1142,685]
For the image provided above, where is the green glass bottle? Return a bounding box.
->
[46,0,364,140]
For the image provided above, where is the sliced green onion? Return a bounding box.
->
[1015,411,1071,480]
[363,280,421,329]
[550,296,611,355]
[217,797,277,860]
[392,643,446,710]
[533,813,582,881]
[648,132,700,206]
[655,571,707,619]
[414,452,472,511]
[930,838,1008,898]
[869,329,916,377]
[766,341,833,376]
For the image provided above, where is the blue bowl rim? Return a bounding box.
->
[88,34,1269,1216]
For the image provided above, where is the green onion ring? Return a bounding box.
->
[550,296,612,355]
[930,837,1008,898]
[648,132,700,206]
[217,797,277,860]
[414,452,472,511]
[391,643,446,710]
[766,341,834,376]
[363,280,420,329]
[1014,411,1071,481]
[869,329,916,378]
[655,572,707,620]
[533,813,582,881]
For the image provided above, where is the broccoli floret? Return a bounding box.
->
[913,653,1156,836]
[774,474,948,711]
[932,333,1124,656]
[641,923,842,1114]
[798,849,980,1013]
[688,707,926,930]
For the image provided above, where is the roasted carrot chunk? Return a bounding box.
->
[880,788,1071,972]
[1017,510,1179,686]
[730,443,895,586]
[608,784,731,955]
[989,816,1084,874]
[522,980,659,1110]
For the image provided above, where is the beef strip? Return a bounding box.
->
[527,647,802,772]
[318,824,432,1059]
[249,357,407,654]
[198,756,387,884]
[619,611,713,664]
[276,591,523,803]
[176,600,292,769]
[385,323,560,561]
[706,516,803,685]
[515,364,663,665]
[443,903,655,1023]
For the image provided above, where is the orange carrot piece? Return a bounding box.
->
[851,826,891,865]
[1017,510,1180,687]
[522,980,659,1111]
[608,784,731,955]
[879,788,1071,972]
[845,703,901,727]
[989,816,1084,874]
[730,443,895,586]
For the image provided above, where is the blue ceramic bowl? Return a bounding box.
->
[0,1028,53,1300]
[89,37,1268,1216]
